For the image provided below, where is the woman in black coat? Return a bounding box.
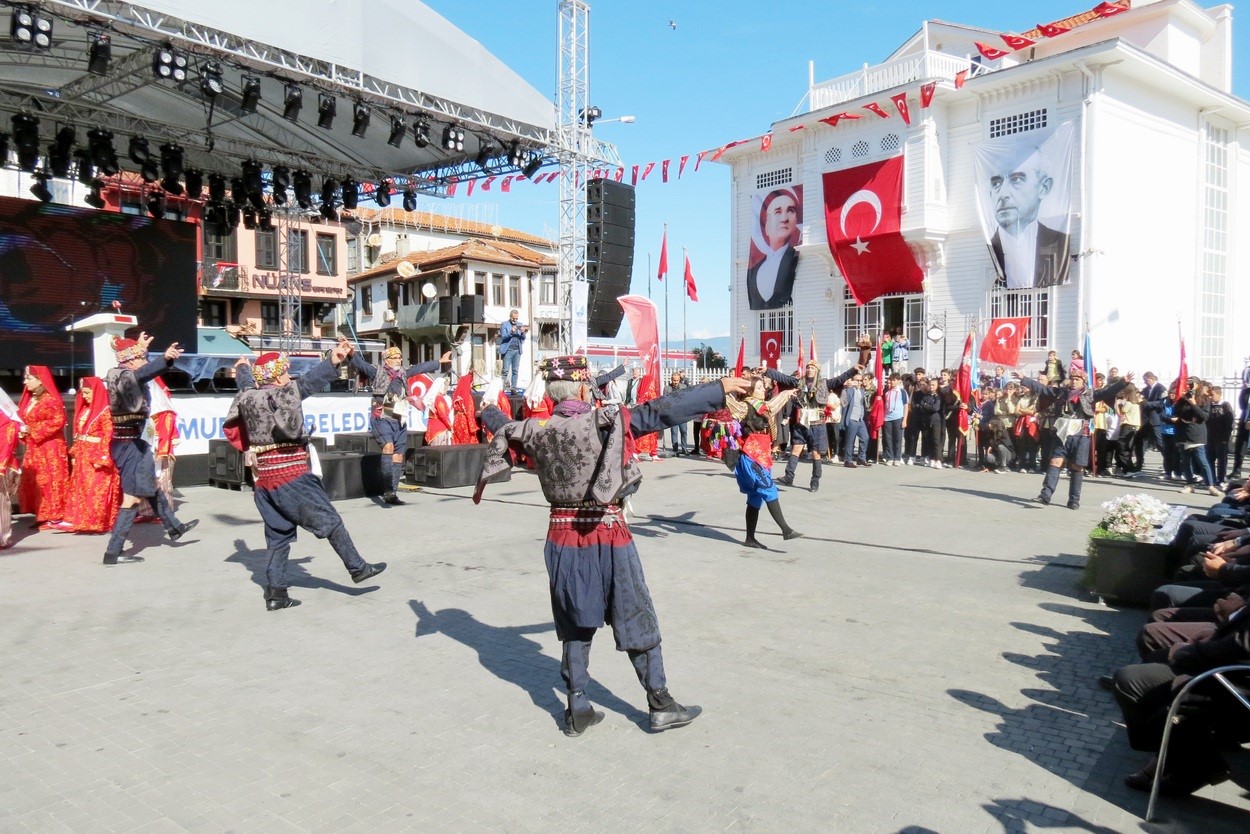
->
[1174,386,1218,495]
[911,379,944,469]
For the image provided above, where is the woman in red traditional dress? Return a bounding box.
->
[65,377,120,534]
[424,378,453,446]
[451,373,479,445]
[0,396,20,549]
[17,365,70,530]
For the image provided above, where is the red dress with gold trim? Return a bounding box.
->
[67,407,121,533]
[18,393,69,523]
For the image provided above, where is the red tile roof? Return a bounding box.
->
[349,238,555,284]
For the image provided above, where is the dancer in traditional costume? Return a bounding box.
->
[722,375,801,548]
[475,355,752,737]
[226,346,387,610]
[423,378,453,447]
[0,391,20,549]
[65,377,120,534]
[17,365,70,530]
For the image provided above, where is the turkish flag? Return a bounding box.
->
[1037,21,1070,37]
[761,134,773,152]
[407,374,434,412]
[683,252,698,302]
[1093,1,1130,18]
[657,229,668,281]
[662,160,670,182]
[614,167,624,182]
[618,295,661,401]
[891,92,911,125]
[796,327,805,374]
[822,156,924,305]
[863,102,890,119]
[1001,33,1035,50]
[868,333,885,439]
[1176,331,1188,403]
[920,82,937,108]
[978,317,1030,366]
[955,70,968,89]
[975,41,1010,60]
[760,331,782,370]
[631,165,639,186]
[819,112,861,129]
[679,155,689,178]
[956,333,974,436]
[501,176,513,192]
[642,162,655,181]
[734,337,745,377]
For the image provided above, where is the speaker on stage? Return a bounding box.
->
[437,295,485,324]
[585,178,636,338]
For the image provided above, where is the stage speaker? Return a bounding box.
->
[438,296,457,325]
[459,295,484,323]
[586,178,635,338]
[587,177,636,209]
[586,261,632,338]
[586,240,634,268]
[586,220,635,250]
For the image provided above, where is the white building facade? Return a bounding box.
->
[720,0,1250,383]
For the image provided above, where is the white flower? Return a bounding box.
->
[1098,493,1169,535]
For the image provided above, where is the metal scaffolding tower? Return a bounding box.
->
[275,208,303,355]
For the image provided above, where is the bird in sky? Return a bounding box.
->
[668,20,677,30]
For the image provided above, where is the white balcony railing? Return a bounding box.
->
[809,51,973,110]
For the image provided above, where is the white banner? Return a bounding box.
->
[170,394,428,456]
[571,278,589,354]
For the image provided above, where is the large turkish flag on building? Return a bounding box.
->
[759,331,782,369]
[978,317,1030,366]
[822,156,923,305]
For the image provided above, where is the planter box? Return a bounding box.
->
[1084,538,1178,607]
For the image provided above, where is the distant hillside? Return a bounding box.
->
[666,336,732,358]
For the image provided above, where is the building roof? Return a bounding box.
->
[350,238,555,284]
[351,208,554,249]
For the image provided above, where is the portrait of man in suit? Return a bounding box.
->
[973,123,1073,290]
[746,185,803,310]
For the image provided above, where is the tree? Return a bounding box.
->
[693,344,727,370]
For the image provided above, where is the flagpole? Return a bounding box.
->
[663,224,669,378]
[647,251,652,301]
[682,247,688,377]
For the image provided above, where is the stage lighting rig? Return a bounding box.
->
[257,207,273,231]
[283,84,302,122]
[74,149,93,184]
[10,5,52,50]
[241,205,257,230]
[48,127,76,178]
[387,115,405,148]
[12,114,40,172]
[208,173,227,202]
[242,160,264,199]
[128,136,150,165]
[375,178,393,207]
[507,141,524,168]
[522,152,543,180]
[159,143,184,194]
[87,128,118,176]
[184,169,204,199]
[230,176,248,205]
[442,124,464,152]
[293,170,313,208]
[351,102,370,138]
[475,141,496,172]
[199,61,224,99]
[29,172,52,203]
[239,75,262,114]
[84,180,106,210]
[271,166,290,205]
[146,190,166,218]
[413,120,431,148]
[402,186,417,212]
[153,44,189,82]
[317,94,337,129]
[87,33,111,75]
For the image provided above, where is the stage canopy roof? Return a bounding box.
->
[0,0,559,192]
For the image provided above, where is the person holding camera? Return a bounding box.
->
[499,309,528,393]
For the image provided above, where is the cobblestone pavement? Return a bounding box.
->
[1,454,1248,832]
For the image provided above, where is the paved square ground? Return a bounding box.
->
[2,455,1248,832]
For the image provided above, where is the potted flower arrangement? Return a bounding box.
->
[1084,494,1174,606]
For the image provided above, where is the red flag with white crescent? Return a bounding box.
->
[975,41,1011,60]
[662,160,670,182]
[977,317,1030,366]
[890,92,911,125]
[679,155,690,178]
[1037,21,1071,37]
[642,162,655,181]
[1176,328,1188,403]
[694,150,707,172]
[796,327,805,374]
[863,102,890,119]
[618,295,661,401]
[822,156,924,305]
[407,374,433,411]
[868,334,886,439]
[631,165,639,186]
[920,82,937,108]
[1001,33,1035,50]
[657,229,668,281]
[1093,1,1130,18]
[955,70,968,89]
[760,331,782,370]
[956,333,974,435]
[466,180,476,196]
[761,134,773,152]
[501,176,513,192]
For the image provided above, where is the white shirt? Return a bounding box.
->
[753,247,787,304]
[999,221,1039,289]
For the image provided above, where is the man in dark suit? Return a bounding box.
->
[746,245,798,310]
[1134,371,1167,473]
[747,187,801,311]
[990,222,1069,288]
[986,151,1070,289]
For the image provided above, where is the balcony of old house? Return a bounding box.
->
[809,50,973,110]
[200,260,246,293]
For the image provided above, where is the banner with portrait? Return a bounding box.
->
[746,185,802,310]
[972,122,1074,289]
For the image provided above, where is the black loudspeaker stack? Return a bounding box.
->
[437,295,486,325]
[585,178,636,338]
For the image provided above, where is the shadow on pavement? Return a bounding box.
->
[633,510,742,545]
[224,537,380,596]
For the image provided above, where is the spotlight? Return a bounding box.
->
[203,200,225,228]
[128,136,150,165]
[283,83,302,122]
[12,113,40,172]
[224,201,240,231]
[146,190,166,218]
[341,177,359,210]
[475,141,496,172]
[319,178,338,219]
[241,205,257,230]
[140,158,160,183]
[184,169,204,200]
[239,75,261,114]
[317,93,336,129]
[413,120,431,148]
[74,148,94,184]
[350,102,371,138]
[402,186,417,212]
[230,176,248,204]
[207,173,227,202]
[29,172,52,203]
[271,166,290,206]
[522,152,543,180]
[87,128,118,176]
[375,178,393,207]
[507,141,524,167]
[87,33,111,75]
[159,143,183,194]
[84,179,106,209]
[48,126,76,179]
[257,207,273,231]
[153,44,188,82]
[579,105,602,125]
[242,159,263,196]
[10,5,52,50]
[442,124,464,152]
[293,169,313,208]
[199,61,223,99]
[387,115,405,148]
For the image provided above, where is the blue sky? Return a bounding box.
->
[422,0,1250,345]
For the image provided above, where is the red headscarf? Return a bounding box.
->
[74,376,110,432]
[18,365,64,419]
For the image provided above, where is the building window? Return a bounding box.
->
[360,284,373,315]
[255,228,278,269]
[538,322,560,350]
[315,233,337,276]
[824,148,842,166]
[491,272,505,307]
[540,271,557,305]
[755,167,792,190]
[300,303,316,335]
[204,226,236,262]
[200,299,226,327]
[989,283,1051,349]
[880,133,900,153]
[843,294,882,348]
[288,230,309,273]
[346,238,359,274]
[851,140,869,158]
[988,108,1048,139]
[1198,121,1230,378]
[757,306,794,354]
[508,275,521,308]
[260,302,280,334]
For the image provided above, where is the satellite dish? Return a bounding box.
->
[421,282,437,299]
[366,233,383,247]
[396,261,417,278]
